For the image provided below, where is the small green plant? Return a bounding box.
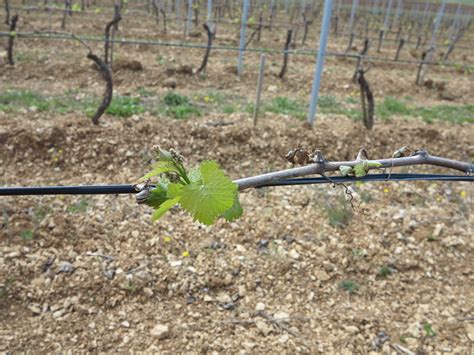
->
[222,105,237,114]
[140,147,242,225]
[161,92,201,119]
[137,87,155,98]
[106,96,145,117]
[423,322,436,337]
[377,97,411,119]
[378,265,393,278]
[339,280,359,294]
[0,90,50,112]
[323,196,353,228]
[163,92,189,106]
[66,199,89,213]
[264,97,306,119]
[20,229,34,241]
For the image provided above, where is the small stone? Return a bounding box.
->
[203,295,213,302]
[50,303,62,312]
[121,321,130,328]
[53,308,66,319]
[238,285,246,297]
[466,324,474,342]
[278,334,289,344]
[88,322,96,329]
[31,277,44,287]
[432,224,444,238]
[150,324,170,339]
[256,321,272,336]
[315,270,331,281]
[5,251,20,259]
[273,311,290,322]
[131,230,140,238]
[289,249,300,260]
[345,325,359,334]
[143,287,154,297]
[255,302,266,311]
[29,304,41,315]
[406,322,421,338]
[169,260,183,267]
[56,261,75,274]
[216,293,232,304]
[163,77,178,89]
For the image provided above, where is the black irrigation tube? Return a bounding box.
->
[1,31,471,69]
[0,174,472,196]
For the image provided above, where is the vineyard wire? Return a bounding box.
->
[1,31,471,69]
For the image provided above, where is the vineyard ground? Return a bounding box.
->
[0,12,473,353]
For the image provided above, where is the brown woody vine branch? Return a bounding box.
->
[197,23,213,74]
[6,14,18,66]
[234,150,473,191]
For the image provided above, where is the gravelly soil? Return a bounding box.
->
[0,113,473,353]
[1,8,473,353]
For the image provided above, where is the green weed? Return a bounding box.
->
[106,96,145,117]
[415,104,474,124]
[20,229,34,241]
[0,90,50,112]
[161,92,201,119]
[378,265,393,278]
[377,96,411,119]
[339,280,359,294]
[323,196,353,228]
[66,199,89,213]
[423,322,436,337]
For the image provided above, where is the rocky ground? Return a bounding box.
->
[0,113,473,352]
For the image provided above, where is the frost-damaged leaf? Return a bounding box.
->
[180,161,237,225]
[222,195,243,222]
[152,197,180,222]
[142,161,179,180]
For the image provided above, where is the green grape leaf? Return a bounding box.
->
[145,183,168,209]
[339,165,354,177]
[180,161,237,225]
[152,197,180,222]
[354,162,368,177]
[187,167,201,183]
[167,183,183,198]
[142,161,179,180]
[222,195,243,222]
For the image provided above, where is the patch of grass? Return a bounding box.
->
[415,104,474,124]
[377,96,411,119]
[423,322,436,337]
[106,96,145,117]
[222,105,237,114]
[0,90,50,112]
[339,280,359,294]
[163,92,189,106]
[137,87,155,98]
[323,196,353,228]
[345,96,358,104]
[20,229,34,241]
[262,97,306,119]
[66,199,89,214]
[161,92,201,119]
[378,265,393,278]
